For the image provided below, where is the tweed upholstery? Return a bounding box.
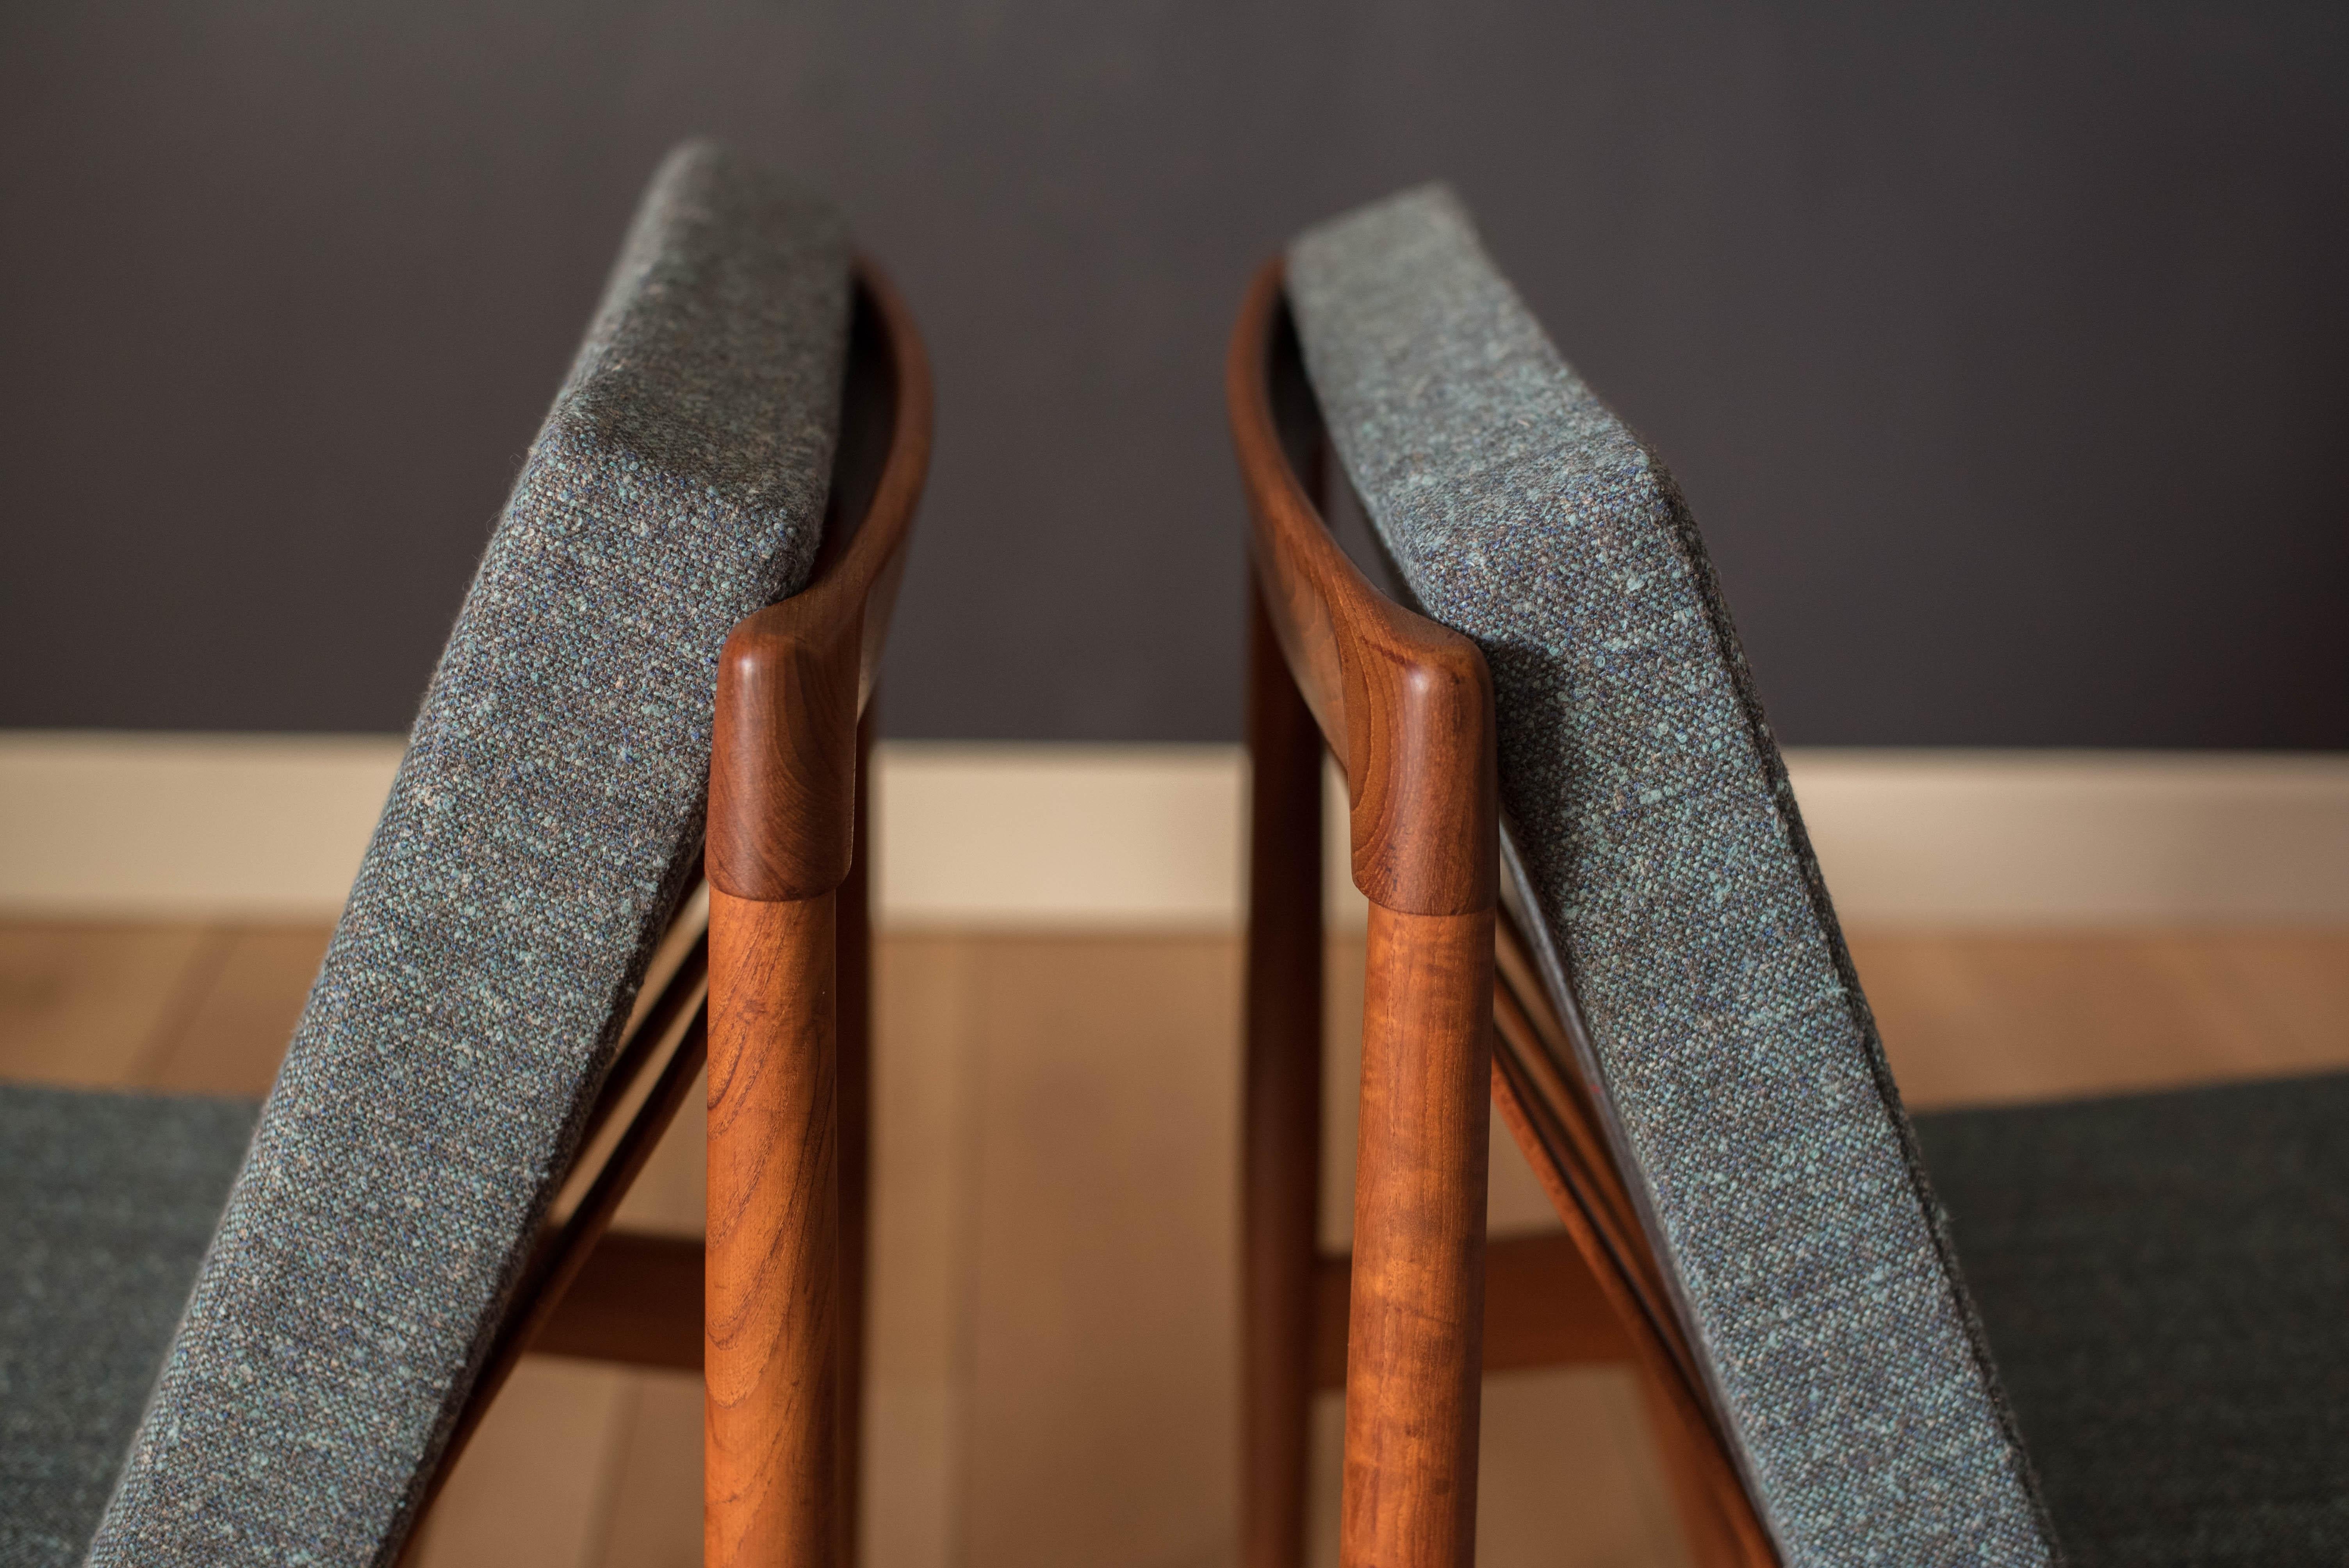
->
[1286,187,2056,1564]
[0,1087,258,1568]
[83,142,849,1566]
[1918,1073,2349,1565]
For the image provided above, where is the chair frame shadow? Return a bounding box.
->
[404,252,932,1568]
[1226,257,1777,1568]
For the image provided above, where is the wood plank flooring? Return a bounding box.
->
[3,922,2345,1567]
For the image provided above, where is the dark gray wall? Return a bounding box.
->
[5,1,2345,747]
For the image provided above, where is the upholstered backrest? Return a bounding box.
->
[86,142,850,1566]
[1285,188,2057,1566]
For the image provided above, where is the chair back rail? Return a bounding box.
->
[699,249,929,1568]
[412,253,929,1540]
[1228,253,1777,1567]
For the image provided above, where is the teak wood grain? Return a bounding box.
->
[706,255,930,1568]
[1240,584,1328,1568]
[1230,260,1500,1568]
[1228,255,1775,1568]
[708,889,842,1567]
[1343,905,1494,1568]
[1307,1231,1632,1391]
[527,712,870,1416]
[836,705,877,1568]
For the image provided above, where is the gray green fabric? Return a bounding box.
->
[1287,187,2057,1564]
[1918,1073,2349,1566]
[0,1087,258,1568]
[82,141,850,1566]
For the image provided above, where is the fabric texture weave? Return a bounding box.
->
[1918,1073,2349,1565]
[0,1087,259,1568]
[82,140,850,1566]
[1285,185,2057,1565]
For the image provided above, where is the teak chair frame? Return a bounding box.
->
[1228,258,1777,1568]
[404,253,932,1568]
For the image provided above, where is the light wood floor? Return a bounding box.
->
[4,923,2346,1567]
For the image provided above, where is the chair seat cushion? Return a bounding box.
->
[1918,1073,2349,1566]
[0,1085,258,1568]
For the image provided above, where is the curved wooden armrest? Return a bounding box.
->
[710,255,934,902]
[1225,258,1496,918]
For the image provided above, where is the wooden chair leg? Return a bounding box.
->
[836,705,875,1567]
[1243,586,1325,1568]
[1342,904,1494,1568]
[708,887,840,1568]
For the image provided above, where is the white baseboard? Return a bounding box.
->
[2,732,2344,927]
[0,733,411,921]
[1778,749,2349,925]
